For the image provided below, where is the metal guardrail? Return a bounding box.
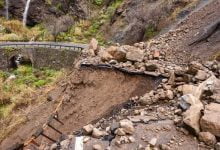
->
[0,42,88,51]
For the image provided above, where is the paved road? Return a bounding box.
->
[0,42,88,51]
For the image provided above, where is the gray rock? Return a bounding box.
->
[180,76,218,134]
[128,115,157,123]
[179,95,192,110]
[145,63,158,72]
[110,122,120,134]
[139,93,152,105]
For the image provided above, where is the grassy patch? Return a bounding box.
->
[0,0,4,8]
[144,24,159,40]
[0,65,61,118]
[0,18,49,41]
[0,65,62,141]
[56,0,124,45]
[93,0,104,6]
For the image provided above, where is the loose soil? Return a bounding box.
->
[0,67,159,150]
[162,0,220,64]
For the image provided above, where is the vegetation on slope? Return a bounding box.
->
[0,18,56,41]
[0,65,62,141]
[52,0,124,45]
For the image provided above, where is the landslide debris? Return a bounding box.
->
[49,37,219,149]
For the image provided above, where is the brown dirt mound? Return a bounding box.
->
[0,67,159,149]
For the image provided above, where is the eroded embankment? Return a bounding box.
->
[0,67,160,150]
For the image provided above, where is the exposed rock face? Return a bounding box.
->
[5,0,88,26]
[200,103,220,137]
[105,0,195,44]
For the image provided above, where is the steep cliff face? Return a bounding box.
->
[103,0,198,44]
[0,0,201,44]
[5,0,89,26]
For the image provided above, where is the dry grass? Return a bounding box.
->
[0,18,47,41]
[209,51,220,61]
[0,114,27,142]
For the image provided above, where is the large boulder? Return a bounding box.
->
[182,76,218,134]
[106,46,126,62]
[200,103,220,137]
[195,70,208,81]
[182,95,203,134]
[207,77,220,103]
[126,48,144,62]
[89,38,99,54]
[98,49,113,62]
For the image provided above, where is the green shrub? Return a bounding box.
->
[144,25,158,40]
[0,0,4,8]
[45,0,52,5]
[94,0,103,6]
[34,80,47,87]
[0,71,9,80]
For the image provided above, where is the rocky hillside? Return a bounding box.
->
[0,0,219,150]
[0,0,203,44]
[3,0,89,26]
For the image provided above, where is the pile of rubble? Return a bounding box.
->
[82,38,219,78]
[44,39,220,150]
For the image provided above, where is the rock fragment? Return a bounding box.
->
[119,119,135,134]
[83,124,94,135]
[149,138,157,146]
[195,70,208,81]
[92,128,105,138]
[126,48,144,62]
[198,132,216,146]
[93,144,102,150]
[89,38,99,54]
[200,103,220,137]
